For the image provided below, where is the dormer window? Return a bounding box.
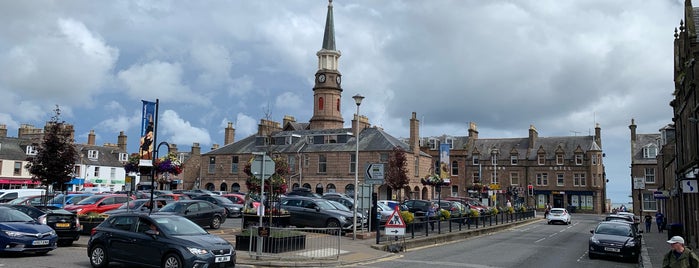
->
[88,150,99,159]
[26,145,38,155]
[429,138,438,150]
[472,155,479,165]
[556,154,564,165]
[575,154,583,165]
[643,144,658,159]
[445,137,454,149]
[510,155,518,165]
[537,154,545,165]
[118,153,128,161]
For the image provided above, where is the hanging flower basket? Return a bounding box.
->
[123,153,153,174]
[154,152,183,175]
[421,175,450,186]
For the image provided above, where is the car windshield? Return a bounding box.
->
[0,209,35,222]
[158,202,188,212]
[595,224,632,236]
[550,209,565,214]
[377,202,392,211]
[7,197,30,204]
[76,195,103,205]
[212,196,235,204]
[154,216,208,236]
[117,200,148,209]
[315,200,337,210]
[47,194,66,204]
[327,200,350,211]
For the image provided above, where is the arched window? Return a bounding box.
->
[220,183,228,192]
[319,97,324,110]
[205,183,215,191]
[336,99,340,111]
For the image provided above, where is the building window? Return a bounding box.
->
[510,155,518,165]
[473,155,479,165]
[429,138,438,150]
[642,193,657,211]
[318,155,327,173]
[336,99,340,111]
[473,171,480,183]
[13,161,21,176]
[350,153,356,174]
[591,154,598,165]
[119,153,128,161]
[380,153,389,163]
[536,173,548,186]
[231,156,239,173]
[538,154,545,165]
[110,168,116,179]
[88,150,99,159]
[645,168,655,183]
[451,161,458,175]
[26,145,37,155]
[288,155,295,174]
[574,173,582,186]
[208,157,216,174]
[581,174,586,186]
[445,137,453,149]
[556,154,564,165]
[592,173,597,186]
[94,167,100,178]
[319,97,324,110]
[575,154,583,165]
[557,173,564,186]
[414,158,419,177]
[643,145,658,159]
[491,171,498,184]
[510,172,519,185]
[304,154,310,167]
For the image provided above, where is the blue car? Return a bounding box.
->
[0,206,58,254]
[46,193,93,208]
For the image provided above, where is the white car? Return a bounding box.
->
[547,208,571,225]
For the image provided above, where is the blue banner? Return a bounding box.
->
[439,143,450,179]
[139,100,156,160]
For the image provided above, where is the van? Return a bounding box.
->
[0,189,47,203]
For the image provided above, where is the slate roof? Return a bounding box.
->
[632,133,661,165]
[0,137,38,161]
[75,144,127,167]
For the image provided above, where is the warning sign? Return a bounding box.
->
[385,207,406,236]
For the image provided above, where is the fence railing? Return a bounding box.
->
[239,227,342,260]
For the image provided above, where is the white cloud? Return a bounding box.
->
[117,60,209,106]
[159,109,212,148]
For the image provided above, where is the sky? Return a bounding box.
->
[0,0,686,204]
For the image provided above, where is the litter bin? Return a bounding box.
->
[668,223,684,240]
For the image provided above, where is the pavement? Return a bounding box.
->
[641,224,672,268]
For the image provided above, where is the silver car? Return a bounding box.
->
[547,208,571,225]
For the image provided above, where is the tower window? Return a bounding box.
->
[336,99,340,111]
[319,97,324,110]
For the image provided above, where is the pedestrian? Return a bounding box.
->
[506,199,512,208]
[544,203,551,218]
[426,203,436,231]
[662,236,699,268]
[644,214,652,233]
[656,211,665,233]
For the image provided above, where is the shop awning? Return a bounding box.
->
[66,178,85,185]
[0,178,40,185]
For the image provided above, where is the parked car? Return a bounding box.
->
[64,194,134,215]
[47,193,94,208]
[103,198,170,215]
[87,213,236,267]
[433,200,469,220]
[222,193,261,209]
[376,201,395,224]
[280,196,364,231]
[616,212,641,227]
[157,193,191,201]
[547,208,572,225]
[445,196,490,214]
[155,200,226,229]
[2,204,81,246]
[0,189,46,203]
[402,199,435,218]
[322,194,355,210]
[8,194,56,206]
[588,220,642,262]
[192,195,243,218]
[286,187,322,198]
[605,214,635,224]
[0,206,58,254]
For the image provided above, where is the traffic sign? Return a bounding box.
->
[365,163,385,184]
[385,206,406,236]
[251,153,275,179]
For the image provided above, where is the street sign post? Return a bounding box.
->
[384,207,406,236]
[251,152,275,259]
[365,163,385,185]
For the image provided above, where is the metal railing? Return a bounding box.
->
[239,227,342,260]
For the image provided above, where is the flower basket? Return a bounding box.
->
[154,152,182,175]
[420,175,450,187]
[243,156,289,196]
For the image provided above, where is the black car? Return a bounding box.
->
[280,196,364,231]
[192,195,243,218]
[103,198,169,215]
[322,194,355,210]
[87,213,235,268]
[155,200,226,229]
[402,199,435,217]
[588,220,642,262]
[2,204,81,246]
[286,188,321,198]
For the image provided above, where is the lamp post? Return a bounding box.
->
[352,94,364,240]
[491,148,498,207]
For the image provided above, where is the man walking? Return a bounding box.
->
[644,214,652,233]
[656,211,665,233]
[663,236,699,268]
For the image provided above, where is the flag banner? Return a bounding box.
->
[139,100,156,160]
[439,143,450,179]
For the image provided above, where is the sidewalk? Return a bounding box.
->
[642,225,670,268]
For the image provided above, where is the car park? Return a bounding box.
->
[155,200,226,229]
[547,208,571,224]
[376,201,395,224]
[87,213,236,268]
[192,195,243,218]
[2,204,81,246]
[588,220,642,262]
[103,198,170,215]
[47,193,94,208]
[402,199,435,217]
[0,189,46,203]
[64,194,134,215]
[8,194,56,206]
[0,206,58,254]
[280,196,364,231]
[286,187,322,198]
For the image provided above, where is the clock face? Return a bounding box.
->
[336,75,341,85]
[317,74,326,83]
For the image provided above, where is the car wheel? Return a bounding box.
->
[89,244,109,268]
[210,215,222,229]
[326,219,341,235]
[163,253,183,268]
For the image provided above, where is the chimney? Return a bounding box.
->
[352,114,371,137]
[468,122,478,139]
[283,115,296,127]
[629,119,637,142]
[595,123,602,148]
[0,124,6,138]
[224,122,235,145]
[117,131,127,151]
[528,125,538,149]
[409,112,420,154]
[211,144,219,151]
[257,119,281,136]
[169,144,178,154]
[192,143,201,156]
[88,130,96,145]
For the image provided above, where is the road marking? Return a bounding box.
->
[390,259,504,268]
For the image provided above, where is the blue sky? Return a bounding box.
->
[0,1,685,203]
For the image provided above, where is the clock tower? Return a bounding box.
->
[309,0,343,130]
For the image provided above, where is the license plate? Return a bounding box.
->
[32,240,49,246]
[56,223,70,228]
[604,247,620,252]
[215,256,230,263]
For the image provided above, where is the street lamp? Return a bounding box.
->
[491,148,498,207]
[352,94,364,240]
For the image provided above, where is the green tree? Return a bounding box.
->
[25,107,77,192]
[386,146,409,200]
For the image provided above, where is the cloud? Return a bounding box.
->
[117,60,209,106]
[159,110,212,148]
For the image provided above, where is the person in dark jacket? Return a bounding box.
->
[656,211,665,233]
[663,236,699,268]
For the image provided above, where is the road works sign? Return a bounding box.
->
[385,207,406,236]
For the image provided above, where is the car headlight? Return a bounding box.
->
[187,247,209,255]
[590,237,599,244]
[4,230,32,237]
[76,208,83,213]
[626,240,636,247]
[339,216,347,222]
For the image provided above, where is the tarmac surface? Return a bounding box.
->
[74,214,673,267]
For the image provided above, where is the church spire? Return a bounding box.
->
[321,0,336,51]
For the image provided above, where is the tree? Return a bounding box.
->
[385,146,409,200]
[25,106,78,192]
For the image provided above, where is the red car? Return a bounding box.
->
[157,193,191,201]
[63,194,134,215]
[222,193,260,208]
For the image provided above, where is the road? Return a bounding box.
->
[358,214,638,268]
